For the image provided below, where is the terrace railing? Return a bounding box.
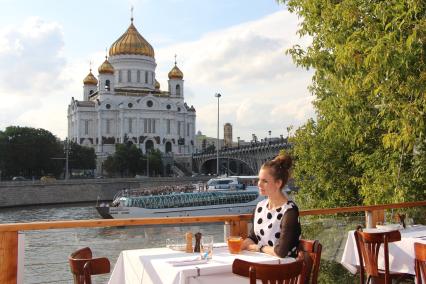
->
[0,200,425,283]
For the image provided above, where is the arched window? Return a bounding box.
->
[165,141,172,153]
[105,80,110,91]
[145,71,148,83]
[176,84,181,96]
[127,70,131,82]
[118,70,122,83]
[89,90,94,95]
[145,140,154,152]
[137,70,141,83]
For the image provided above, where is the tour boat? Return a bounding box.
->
[96,176,263,219]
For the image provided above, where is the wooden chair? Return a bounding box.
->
[297,239,322,284]
[354,229,407,284]
[68,247,110,284]
[232,258,306,284]
[415,242,426,284]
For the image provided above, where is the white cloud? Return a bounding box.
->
[156,9,314,141]
[0,17,66,94]
[0,9,315,141]
[0,16,107,138]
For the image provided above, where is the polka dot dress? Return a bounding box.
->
[253,198,297,249]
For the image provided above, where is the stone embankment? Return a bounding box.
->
[0,177,210,208]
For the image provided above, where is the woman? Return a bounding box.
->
[241,153,301,258]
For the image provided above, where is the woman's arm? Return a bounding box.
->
[273,208,300,257]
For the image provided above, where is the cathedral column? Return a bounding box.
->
[119,106,124,143]
[76,113,81,144]
[97,111,102,152]
[135,114,140,149]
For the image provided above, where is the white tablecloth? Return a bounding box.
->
[108,244,294,284]
[341,225,426,275]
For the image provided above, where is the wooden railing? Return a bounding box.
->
[0,200,425,283]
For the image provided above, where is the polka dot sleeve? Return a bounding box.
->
[273,207,301,258]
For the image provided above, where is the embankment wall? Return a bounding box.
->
[0,177,209,208]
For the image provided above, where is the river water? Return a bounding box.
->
[0,203,225,283]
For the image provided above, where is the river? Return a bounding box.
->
[0,203,225,283]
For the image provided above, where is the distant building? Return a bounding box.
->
[224,123,232,148]
[195,131,223,153]
[67,17,196,173]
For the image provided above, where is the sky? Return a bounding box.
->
[0,0,315,142]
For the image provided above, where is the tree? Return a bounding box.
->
[103,143,144,177]
[278,0,426,206]
[68,142,96,175]
[146,149,163,176]
[205,144,216,153]
[0,126,63,179]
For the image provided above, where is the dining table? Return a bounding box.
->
[340,224,426,275]
[108,243,295,284]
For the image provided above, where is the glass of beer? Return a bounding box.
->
[227,236,243,254]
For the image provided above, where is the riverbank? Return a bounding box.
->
[0,177,210,208]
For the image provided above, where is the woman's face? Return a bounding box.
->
[257,168,282,197]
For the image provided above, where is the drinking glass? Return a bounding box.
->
[227,236,243,254]
[201,235,213,259]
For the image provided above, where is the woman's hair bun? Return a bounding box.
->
[273,153,292,170]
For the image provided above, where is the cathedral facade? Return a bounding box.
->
[67,17,196,173]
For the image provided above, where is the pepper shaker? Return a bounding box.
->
[194,232,202,252]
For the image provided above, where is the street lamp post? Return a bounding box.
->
[215,93,221,176]
[268,130,272,143]
[237,136,240,148]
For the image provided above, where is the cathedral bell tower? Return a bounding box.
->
[98,56,115,94]
[83,69,98,101]
[168,56,184,98]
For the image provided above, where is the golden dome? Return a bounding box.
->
[168,64,183,79]
[155,79,160,89]
[109,19,154,57]
[83,70,98,85]
[98,57,114,74]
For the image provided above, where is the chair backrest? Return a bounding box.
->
[415,242,426,284]
[232,258,305,284]
[354,229,401,284]
[298,239,322,284]
[68,247,110,284]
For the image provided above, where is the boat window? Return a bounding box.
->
[125,191,259,209]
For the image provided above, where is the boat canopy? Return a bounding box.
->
[123,191,259,209]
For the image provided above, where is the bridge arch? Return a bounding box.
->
[198,156,256,175]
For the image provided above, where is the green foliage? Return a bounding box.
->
[278,0,426,207]
[68,142,96,171]
[0,126,63,178]
[102,144,163,177]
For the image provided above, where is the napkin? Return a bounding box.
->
[167,256,208,266]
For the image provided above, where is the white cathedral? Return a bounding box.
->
[67,17,196,174]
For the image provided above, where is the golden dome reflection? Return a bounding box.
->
[83,70,98,85]
[109,20,154,57]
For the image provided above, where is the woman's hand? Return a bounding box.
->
[241,238,255,250]
[241,238,262,252]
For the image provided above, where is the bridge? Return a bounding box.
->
[192,140,290,175]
